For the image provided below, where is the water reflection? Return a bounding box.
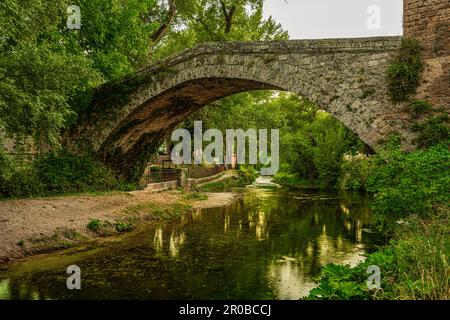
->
[169,231,186,258]
[153,228,163,254]
[0,188,378,300]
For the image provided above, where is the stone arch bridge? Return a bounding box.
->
[66,36,411,181]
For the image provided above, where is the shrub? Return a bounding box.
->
[115,221,135,232]
[87,219,101,232]
[273,171,296,185]
[387,38,423,102]
[365,144,450,235]
[412,114,449,148]
[307,248,396,300]
[32,150,119,194]
[0,170,45,198]
[0,149,131,198]
[0,147,15,179]
[273,171,319,188]
[237,166,258,185]
[408,99,432,118]
[339,156,371,191]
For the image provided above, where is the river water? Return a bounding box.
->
[0,187,378,300]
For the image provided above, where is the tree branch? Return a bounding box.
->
[150,0,176,44]
[219,0,237,34]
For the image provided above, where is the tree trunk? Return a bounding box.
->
[150,0,176,45]
[219,1,236,34]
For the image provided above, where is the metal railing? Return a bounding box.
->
[146,168,180,184]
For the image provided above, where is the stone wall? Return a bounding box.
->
[403,0,450,109]
[144,180,178,192]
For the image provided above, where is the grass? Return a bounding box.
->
[390,210,449,300]
[87,218,136,235]
[115,221,135,232]
[87,219,101,232]
[182,192,208,201]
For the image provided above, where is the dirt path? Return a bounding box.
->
[0,190,236,263]
[196,170,237,186]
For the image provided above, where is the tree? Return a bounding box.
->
[0,0,158,151]
[152,0,288,59]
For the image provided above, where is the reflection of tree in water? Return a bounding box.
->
[0,189,376,300]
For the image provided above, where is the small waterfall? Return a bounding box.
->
[251,176,281,188]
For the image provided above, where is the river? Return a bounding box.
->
[0,187,378,300]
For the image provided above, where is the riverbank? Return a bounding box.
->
[0,190,238,263]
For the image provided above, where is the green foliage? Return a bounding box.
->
[152,0,288,60]
[280,111,362,189]
[0,149,134,199]
[0,170,45,198]
[387,38,423,102]
[32,150,119,194]
[87,219,101,232]
[87,218,134,233]
[390,211,449,300]
[199,178,238,192]
[408,99,432,118]
[272,172,318,189]
[412,114,449,148]
[311,141,450,300]
[183,192,208,201]
[0,0,157,150]
[0,147,15,179]
[73,0,157,80]
[115,221,135,232]
[187,91,364,190]
[366,144,449,235]
[237,166,259,185]
[339,156,372,191]
[308,249,396,300]
[308,210,449,300]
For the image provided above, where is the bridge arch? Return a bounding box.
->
[66,37,412,180]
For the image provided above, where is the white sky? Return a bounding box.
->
[263,0,403,39]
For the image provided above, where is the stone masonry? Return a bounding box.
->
[66,37,407,180]
[403,0,450,109]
